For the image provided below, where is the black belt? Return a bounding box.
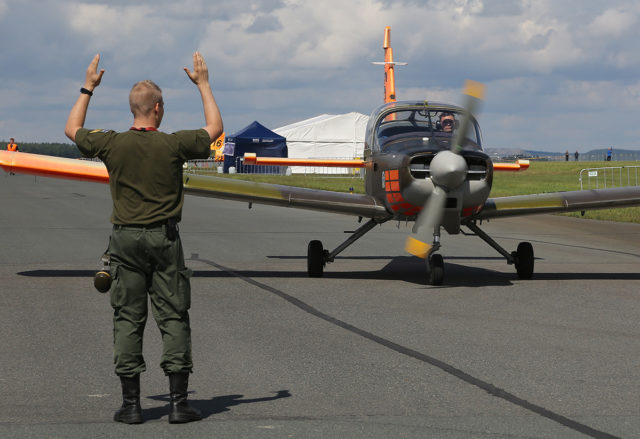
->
[113,219,172,230]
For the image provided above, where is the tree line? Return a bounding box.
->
[3,141,81,158]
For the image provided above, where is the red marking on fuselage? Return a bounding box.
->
[384,168,423,217]
[462,205,482,217]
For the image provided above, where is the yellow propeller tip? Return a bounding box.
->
[464,79,485,100]
[405,236,432,259]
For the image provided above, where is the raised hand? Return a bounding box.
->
[85,54,105,91]
[184,51,210,87]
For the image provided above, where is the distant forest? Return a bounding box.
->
[2,141,81,158]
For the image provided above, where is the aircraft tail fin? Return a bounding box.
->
[372,26,407,103]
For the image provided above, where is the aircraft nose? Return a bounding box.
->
[429,150,468,190]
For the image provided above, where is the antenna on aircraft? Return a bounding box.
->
[372,26,407,103]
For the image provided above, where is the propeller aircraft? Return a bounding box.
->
[3,27,640,285]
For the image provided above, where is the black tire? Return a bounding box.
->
[307,240,325,277]
[515,242,534,279]
[428,253,444,286]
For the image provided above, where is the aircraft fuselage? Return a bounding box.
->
[364,101,493,234]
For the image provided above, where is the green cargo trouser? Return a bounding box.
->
[108,224,193,377]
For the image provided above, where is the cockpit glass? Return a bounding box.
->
[375,108,481,152]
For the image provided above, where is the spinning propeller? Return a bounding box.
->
[405,80,485,259]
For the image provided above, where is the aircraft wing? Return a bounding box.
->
[183,173,390,220]
[0,150,108,183]
[0,151,389,220]
[474,186,640,220]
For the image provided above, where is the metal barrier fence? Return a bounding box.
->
[230,156,286,175]
[186,157,364,178]
[579,166,640,190]
[184,159,222,174]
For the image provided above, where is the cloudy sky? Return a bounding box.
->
[1,0,640,152]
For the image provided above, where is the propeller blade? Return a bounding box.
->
[405,186,446,258]
[405,80,485,260]
[451,80,485,155]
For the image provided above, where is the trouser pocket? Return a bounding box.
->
[151,266,193,317]
[176,267,193,313]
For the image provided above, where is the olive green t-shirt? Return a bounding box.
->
[75,128,211,225]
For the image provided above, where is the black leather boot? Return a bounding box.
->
[113,375,143,424]
[168,373,202,423]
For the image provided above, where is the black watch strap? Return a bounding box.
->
[80,87,93,96]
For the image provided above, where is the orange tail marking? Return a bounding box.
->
[383,26,396,104]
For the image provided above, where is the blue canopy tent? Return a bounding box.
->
[223,121,287,173]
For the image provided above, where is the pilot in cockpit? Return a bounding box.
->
[439,112,456,133]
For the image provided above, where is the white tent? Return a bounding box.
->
[274,112,369,174]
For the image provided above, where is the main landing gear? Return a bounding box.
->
[465,221,534,279]
[424,221,534,286]
[307,218,381,278]
[306,218,534,285]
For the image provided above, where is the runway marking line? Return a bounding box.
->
[191,254,622,439]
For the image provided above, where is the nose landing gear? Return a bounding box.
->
[427,253,444,285]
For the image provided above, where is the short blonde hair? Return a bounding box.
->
[129,80,163,117]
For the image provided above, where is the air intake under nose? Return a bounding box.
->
[409,154,487,181]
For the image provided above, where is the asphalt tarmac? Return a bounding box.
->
[1,173,639,439]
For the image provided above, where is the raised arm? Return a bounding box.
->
[65,54,105,142]
[184,52,224,141]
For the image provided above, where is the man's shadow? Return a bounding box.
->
[143,390,291,420]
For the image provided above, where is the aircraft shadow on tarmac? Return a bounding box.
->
[17,254,640,289]
[143,390,291,420]
[185,254,517,287]
[189,252,640,287]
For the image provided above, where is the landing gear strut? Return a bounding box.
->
[465,221,534,279]
[306,218,383,278]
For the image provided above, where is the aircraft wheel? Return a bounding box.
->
[514,242,534,279]
[428,253,444,286]
[307,240,325,277]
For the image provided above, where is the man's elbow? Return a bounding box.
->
[205,124,224,142]
[65,126,79,143]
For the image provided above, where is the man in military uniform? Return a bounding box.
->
[65,52,223,424]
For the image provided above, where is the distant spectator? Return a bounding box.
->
[565,150,569,161]
[607,147,612,161]
[6,137,18,151]
[574,150,579,161]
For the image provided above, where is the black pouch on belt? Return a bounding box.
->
[166,218,178,241]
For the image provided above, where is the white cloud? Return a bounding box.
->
[67,4,176,55]
[198,0,386,75]
[590,8,637,37]
[553,79,640,111]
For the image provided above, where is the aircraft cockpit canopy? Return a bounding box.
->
[373,106,483,154]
